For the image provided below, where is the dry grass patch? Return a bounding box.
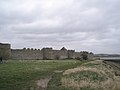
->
[61,60,120,90]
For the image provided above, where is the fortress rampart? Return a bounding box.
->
[11,48,43,60]
[0,43,94,60]
[0,43,11,60]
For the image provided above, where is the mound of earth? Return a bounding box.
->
[61,60,120,90]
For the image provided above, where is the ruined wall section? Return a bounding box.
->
[88,53,95,60]
[11,48,43,60]
[68,50,75,59]
[75,52,82,59]
[0,43,11,60]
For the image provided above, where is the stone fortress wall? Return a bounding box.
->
[0,43,11,60]
[11,48,43,60]
[11,47,76,60]
[0,43,94,60]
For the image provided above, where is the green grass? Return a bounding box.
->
[82,63,99,67]
[0,60,84,90]
[48,70,106,90]
[64,70,107,82]
[48,73,74,90]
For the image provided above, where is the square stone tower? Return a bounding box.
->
[41,48,54,60]
[0,43,11,60]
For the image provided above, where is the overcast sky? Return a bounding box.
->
[0,0,120,54]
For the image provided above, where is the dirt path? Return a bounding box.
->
[35,70,63,90]
[36,76,51,90]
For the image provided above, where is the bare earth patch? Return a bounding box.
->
[54,70,63,73]
[36,76,51,90]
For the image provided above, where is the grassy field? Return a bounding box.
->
[48,60,120,90]
[0,60,85,90]
[0,60,119,90]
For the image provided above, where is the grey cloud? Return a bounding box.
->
[0,0,120,54]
